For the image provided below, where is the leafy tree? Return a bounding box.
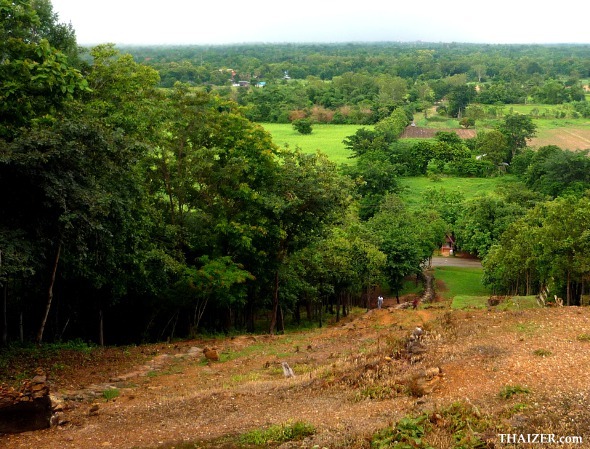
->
[523,146,590,197]
[484,195,590,303]
[292,118,313,134]
[374,108,410,143]
[496,114,537,163]
[475,129,509,166]
[446,84,476,117]
[0,118,148,343]
[367,194,445,302]
[343,128,387,158]
[0,0,88,139]
[455,194,528,258]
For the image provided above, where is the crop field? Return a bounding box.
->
[263,116,590,165]
[530,120,590,150]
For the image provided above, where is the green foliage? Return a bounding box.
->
[0,0,88,139]
[102,388,120,401]
[372,415,433,449]
[292,118,313,134]
[373,403,495,449]
[522,145,590,197]
[238,421,315,445]
[496,114,537,162]
[483,195,590,300]
[368,195,445,297]
[499,385,530,399]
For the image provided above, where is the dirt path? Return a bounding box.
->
[430,255,482,268]
[3,307,590,448]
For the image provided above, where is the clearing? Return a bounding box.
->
[3,293,590,448]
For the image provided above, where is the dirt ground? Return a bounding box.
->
[3,299,590,448]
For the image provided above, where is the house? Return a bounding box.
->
[440,234,455,256]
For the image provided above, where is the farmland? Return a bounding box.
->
[262,113,590,166]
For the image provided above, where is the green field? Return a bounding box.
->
[398,175,519,209]
[261,123,367,165]
[434,266,490,301]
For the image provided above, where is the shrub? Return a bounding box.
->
[292,118,313,134]
[499,384,530,399]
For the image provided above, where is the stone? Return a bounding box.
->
[0,371,53,434]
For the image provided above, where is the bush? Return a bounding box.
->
[292,118,313,134]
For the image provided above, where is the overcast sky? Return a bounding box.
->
[50,1,590,46]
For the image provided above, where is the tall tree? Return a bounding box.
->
[496,114,537,163]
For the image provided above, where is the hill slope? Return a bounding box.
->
[2,304,590,448]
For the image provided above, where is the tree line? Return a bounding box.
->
[120,42,590,124]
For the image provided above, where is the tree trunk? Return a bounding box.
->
[98,309,104,346]
[566,271,571,306]
[278,306,284,334]
[2,282,7,346]
[36,243,61,344]
[19,311,24,343]
[305,293,312,321]
[269,270,279,334]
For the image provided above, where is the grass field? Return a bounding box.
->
[261,123,366,165]
[435,266,490,299]
[398,175,519,209]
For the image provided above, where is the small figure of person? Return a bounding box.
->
[412,297,419,309]
[377,295,384,309]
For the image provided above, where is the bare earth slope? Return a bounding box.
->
[3,305,590,448]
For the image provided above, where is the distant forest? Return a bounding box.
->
[119,42,590,123]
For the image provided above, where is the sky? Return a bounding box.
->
[50,0,590,46]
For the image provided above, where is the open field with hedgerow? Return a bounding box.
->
[262,111,590,164]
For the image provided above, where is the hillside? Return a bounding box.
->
[2,298,590,448]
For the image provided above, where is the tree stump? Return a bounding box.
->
[0,369,53,434]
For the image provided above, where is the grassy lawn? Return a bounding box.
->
[434,266,490,302]
[261,123,366,165]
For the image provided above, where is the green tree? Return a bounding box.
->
[496,114,537,163]
[0,0,88,139]
[475,129,509,165]
[292,118,313,134]
[368,194,445,302]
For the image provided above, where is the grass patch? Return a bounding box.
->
[102,388,120,401]
[238,421,315,446]
[577,333,590,342]
[513,322,540,336]
[499,384,530,400]
[261,123,364,165]
[532,349,552,357]
[398,175,517,210]
[435,266,490,302]
[451,295,488,309]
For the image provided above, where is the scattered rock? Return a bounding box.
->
[0,370,53,433]
[88,404,100,416]
[203,347,220,361]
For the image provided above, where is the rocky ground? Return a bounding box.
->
[2,296,590,448]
